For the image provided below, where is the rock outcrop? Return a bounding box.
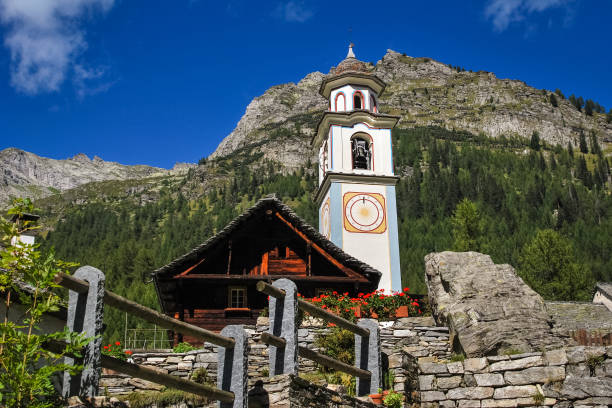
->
[424,251,566,357]
[208,49,612,172]
[0,148,172,206]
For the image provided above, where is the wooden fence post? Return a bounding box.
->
[63,266,105,398]
[355,318,381,396]
[218,325,248,408]
[268,278,298,375]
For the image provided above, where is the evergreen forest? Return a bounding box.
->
[39,126,612,345]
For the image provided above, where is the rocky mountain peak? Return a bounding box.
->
[0,148,170,206]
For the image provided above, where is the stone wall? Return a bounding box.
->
[416,346,612,407]
[99,316,450,396]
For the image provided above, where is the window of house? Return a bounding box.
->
[228,286,247,308]
[351,136,372,170]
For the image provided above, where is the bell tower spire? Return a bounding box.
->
[313,45,402,293]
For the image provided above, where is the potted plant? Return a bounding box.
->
[369,388,384,405]
[383,390,403,408]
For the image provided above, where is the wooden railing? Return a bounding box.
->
[54,267,247,408]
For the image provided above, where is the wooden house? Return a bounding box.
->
[152,196,381,343]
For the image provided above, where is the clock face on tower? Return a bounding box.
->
[343,192,387,234]
[321,198,331,239]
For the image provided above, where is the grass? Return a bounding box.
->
[124,389,209,408]
[449,353,465,362]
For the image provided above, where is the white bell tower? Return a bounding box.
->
[314,44,402,293]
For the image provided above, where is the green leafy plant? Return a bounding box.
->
[383,390,403,408]
[0,198,91,407]
[172,342,198,353]
[586,354,604,375]
[384,370,395,391]
[314,327,354,367]
[533,391,545,406]
[191,367,210,384]
[450,353,465,362]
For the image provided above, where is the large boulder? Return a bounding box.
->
[424,251,566,357]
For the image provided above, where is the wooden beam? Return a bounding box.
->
[43,340,234,403]
[174,274,366,282]
[54,273,235,349]
[273,212,365,280]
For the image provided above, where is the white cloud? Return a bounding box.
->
[275,1,314,23]
[0,0,115,95]
[485,0,574,32]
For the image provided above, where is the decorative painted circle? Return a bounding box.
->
[321,200,331,239]
[344,194,385,232]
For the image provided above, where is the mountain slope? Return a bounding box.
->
[209,49,611,172]
[0,148,182,206]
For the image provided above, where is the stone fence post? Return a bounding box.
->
[355,318,382,396]
[63,266,106,398]
[218,325,249,408]
[268,278,298,375]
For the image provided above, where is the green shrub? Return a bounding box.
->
[383,390,403,408]
[314,328,354,367]
[172,342,198,353]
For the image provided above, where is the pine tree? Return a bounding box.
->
[584,99,594,116]
[451,198,483,252]
[549,93,558,107]
[554,88,565,99]
[530,131,541,150]
[607,109,612,123]
[567,141,574,159]
[589,132,602,156]
[579,131,588,153]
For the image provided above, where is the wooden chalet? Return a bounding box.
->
[152,196,381,343]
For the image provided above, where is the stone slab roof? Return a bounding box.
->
[546,301,612,332]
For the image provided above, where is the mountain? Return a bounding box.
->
[209,49,611,172]
[0,148,192,206]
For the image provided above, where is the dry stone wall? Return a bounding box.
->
[99,316,450,396]
[415,346,612,407]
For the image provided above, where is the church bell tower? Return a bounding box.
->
[314,44,402,293]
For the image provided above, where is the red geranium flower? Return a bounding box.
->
[115,341,121,346]
[103,346,109,349]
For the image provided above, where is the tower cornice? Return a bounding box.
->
[314,172,400,205]
[312,110,400,147]
[319,72,386,99]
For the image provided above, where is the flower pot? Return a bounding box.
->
[395,305,409,318]
[382,390,390,396]
[369,393,383,405]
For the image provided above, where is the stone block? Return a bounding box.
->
[509,352,541,360]
[438,376,463,389]
[504,366,565,385]
[183,354,196,361]
[197,352,217,363]
[166,356,181,364]
[464,358,488,373]
[440,401,457,407]
[388,353,403,369]
[447,387,494,400]
[448,361,464,374]
[464,374,477,387]
[566,346,606,364]
[561,376,612,399]
[421,391,446,402]
[177,361,193,371]
[419,361,449,374]
[493,385,538,399]
[394,329,416,337]
[146,357,166,363]
[474,373,504,387]
[489,356,542,372]
[543,349,567,366]
[458,400,481,408]
[481,399,519,407]
[419,375,435,391]
[516,396,556,406]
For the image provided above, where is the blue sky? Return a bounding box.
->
[0,0,610,169]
